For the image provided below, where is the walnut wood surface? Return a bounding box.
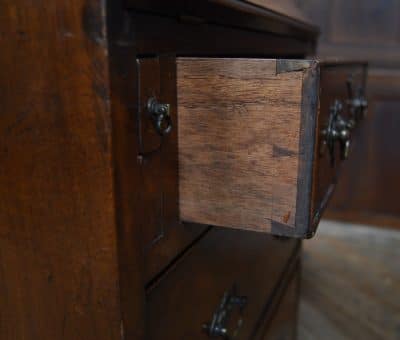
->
[0,2,319,337]
[178,58,318,235]
[0,1,124,339]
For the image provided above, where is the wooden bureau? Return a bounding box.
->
[0,1,367,339]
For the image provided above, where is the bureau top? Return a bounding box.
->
[125,0,319,41]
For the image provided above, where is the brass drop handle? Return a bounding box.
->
[202,286,247,339]
[334,112,352,160]
[338,127,351,160]
[321,100,352,165]
[146,97,172,136]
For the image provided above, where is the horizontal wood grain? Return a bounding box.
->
[178,58,319,236]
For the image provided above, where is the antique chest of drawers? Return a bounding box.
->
[0,1,367,339]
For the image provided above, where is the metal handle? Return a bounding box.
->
[321,100,352,165]
[334,110,352,160]
[147,97,172,136]
[202,285,247,339]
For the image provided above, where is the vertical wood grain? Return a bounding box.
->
[0,1,122,339]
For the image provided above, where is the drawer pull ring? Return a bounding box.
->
[147,97,172,136]
[321,100,352,165]
[202,285,247,339]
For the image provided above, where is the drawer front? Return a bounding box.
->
[177,58,367,238]
[311,63,368,229]
[147,228,299,339]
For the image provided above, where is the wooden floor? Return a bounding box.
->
[298,220,400,340]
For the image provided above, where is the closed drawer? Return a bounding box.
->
[146,228,299,339]
[178,58,368,238]
[255,262,300,340]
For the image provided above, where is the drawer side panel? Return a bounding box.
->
[178,58,318,234]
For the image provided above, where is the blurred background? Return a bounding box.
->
[265,1,400,339]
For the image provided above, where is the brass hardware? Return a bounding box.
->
[346,76,368,124]
[146,97,172,136]
[321,100,352,165]
[202,285,247,339]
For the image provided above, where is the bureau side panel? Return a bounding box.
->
[0,1,122,339]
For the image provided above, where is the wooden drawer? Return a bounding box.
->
[178,58,368,238]
[137,57,366,283]
[146,228,299,339]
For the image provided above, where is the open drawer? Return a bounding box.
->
[138,57,367,240]
[177,58,367,238]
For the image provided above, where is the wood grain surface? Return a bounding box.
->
[178,58,317,234]
[0,1,123,339]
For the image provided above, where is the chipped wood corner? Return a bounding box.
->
[276,59,319,75]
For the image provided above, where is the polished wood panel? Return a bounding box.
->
[106,2,148,337]
[178,58,319,237]
[147,228,299,340]
[299,220,400,340]
[0,1,123,339]
[0,1,321,339]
